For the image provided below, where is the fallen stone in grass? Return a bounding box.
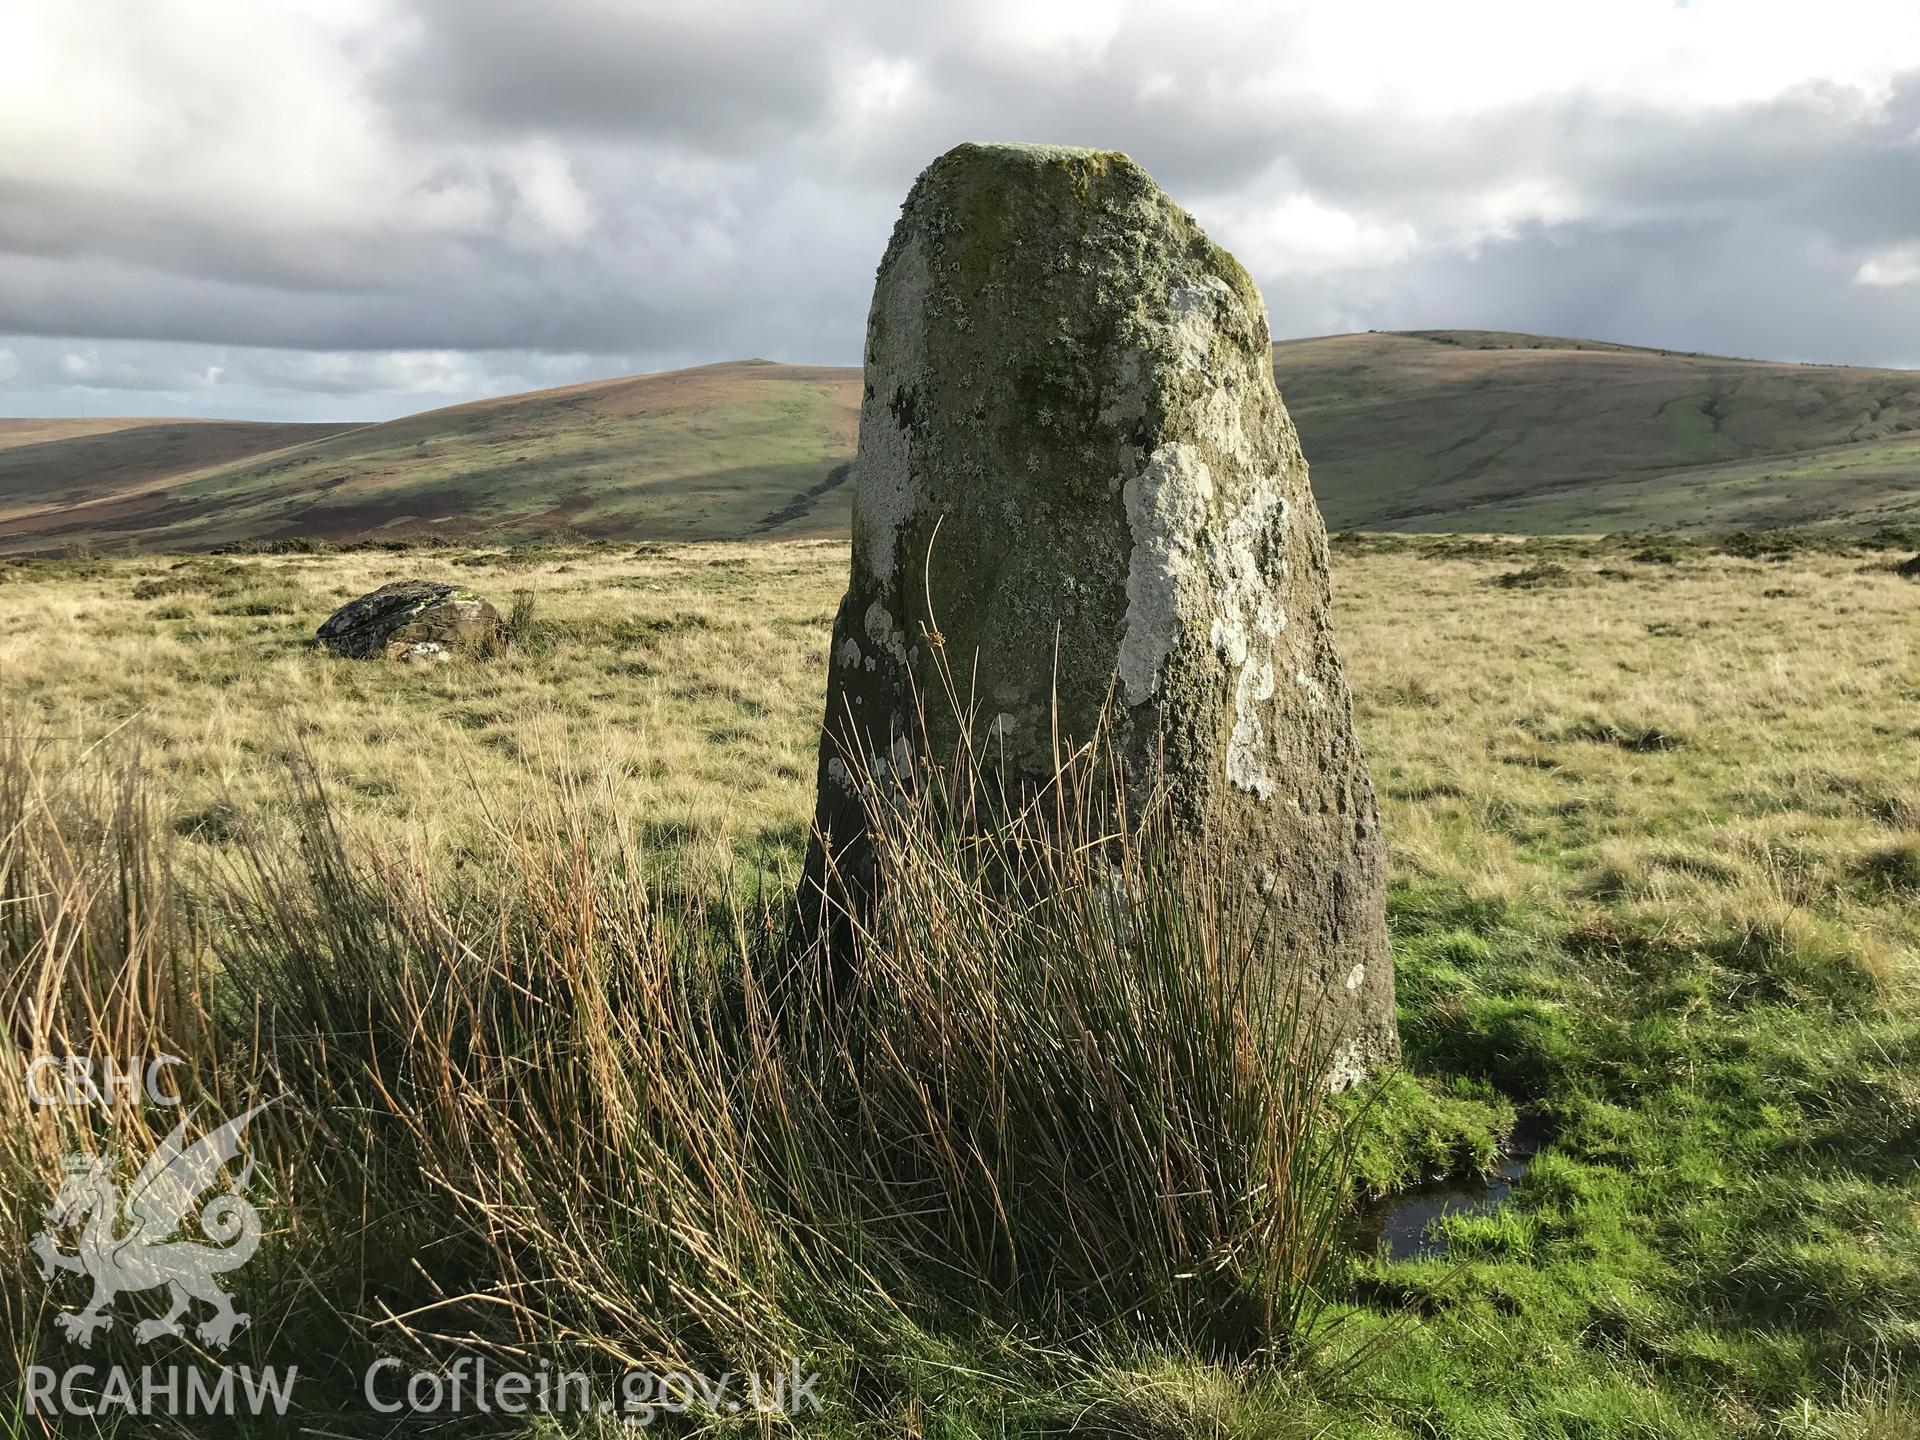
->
[316,580,504,662]
[1896,553,1920,579]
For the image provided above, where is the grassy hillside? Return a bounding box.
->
[0,417,349,537]
[1275,331,1920,532]
[6,331,1920,550]
[0,364,856,551]
[3,537,1916,1434]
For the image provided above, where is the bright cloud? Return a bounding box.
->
[1856,244,1920,287]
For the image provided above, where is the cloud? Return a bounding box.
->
[0,335,648,422]
[1211,194,1420,278]
[378,0,845,150]
[4,0,1920,419]
[1857,243,1920,287]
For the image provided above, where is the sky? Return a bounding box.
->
[5,0,1920,421]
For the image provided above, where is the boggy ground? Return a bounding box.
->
[2,532,1916,1437]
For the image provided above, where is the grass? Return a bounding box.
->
[13,330,1920,552]
[0,540,846,885]
[1,532,1917,1436]
[2,676,1359,1436]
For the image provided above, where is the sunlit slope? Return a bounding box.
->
[0,418,350,529]
[1276,330,1920,532]
[0,363,858,550]
[6,331,1920,550]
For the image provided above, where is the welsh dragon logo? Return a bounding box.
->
[30,1102,272,1349]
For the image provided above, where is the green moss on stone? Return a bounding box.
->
[808,141,1398,1075]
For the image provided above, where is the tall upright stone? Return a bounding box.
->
[804,142,1396,1079]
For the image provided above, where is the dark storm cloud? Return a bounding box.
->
[0,177,449,295]
[4,0,1920,419]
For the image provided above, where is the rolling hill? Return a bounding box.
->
[0,417,351,541]
[5,331,1919,552]
[1274,331,1920,533]
[0,365,856,552]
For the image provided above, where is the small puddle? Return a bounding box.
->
[1349,1120,1545,1262]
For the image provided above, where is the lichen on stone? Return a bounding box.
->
[802,140,1398,1079]
[314,579,505,662]
[1119,441,1212,706]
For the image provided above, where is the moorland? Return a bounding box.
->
[4,530,1916,1436]
[9,331,1920,552]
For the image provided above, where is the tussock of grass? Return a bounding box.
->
[1488,561,1572,589]
[804,713,1362,1351]
[1856,836,1920,895]
[1337,1071,1514,1197]
[2,722,1362,1431]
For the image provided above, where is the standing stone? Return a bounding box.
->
[803,142,1396,1079]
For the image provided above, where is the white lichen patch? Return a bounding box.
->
[1326,1039,1368,1094]
[854,229,931,587]
[1210,479,1290,798]
[1129,268,1298,795]
[1168,276,1232,373]
[1119,443,1213,706]
[867,734,915,785]
[863,600,910,667]
[1296,669,1327,709]
[1224,664,1277,796]
[838,638,863,669]
[1200,383,1249,460]
[1346,963,1366,992]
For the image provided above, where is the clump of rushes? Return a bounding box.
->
[501,586,554,653]
[806,689,1359,1353]
[0,706,1362,1431]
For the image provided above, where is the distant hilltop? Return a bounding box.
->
[5,331,1920,552]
